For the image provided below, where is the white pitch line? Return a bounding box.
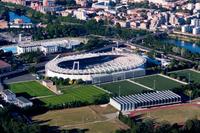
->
[158,74,188,85]
[126,79,153,90]
[93,85,111,94]
[190,69,200,74]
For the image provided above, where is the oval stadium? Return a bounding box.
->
[45,52,146,83]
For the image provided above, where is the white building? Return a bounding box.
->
[187,3,195,10]
[1,89,16,103]
[195,3,200,10]
[92,1,111,10]
[192,27,200,35]
[45,52,146,83]
[110,90,181,111]
[73,9,88,20]
[1,89,33,108]
[181,25,192,33]
[191,18,200,27]
[16,96,33,108]
[17,38,86,55]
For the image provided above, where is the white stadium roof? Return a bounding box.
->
[45,52,146,75]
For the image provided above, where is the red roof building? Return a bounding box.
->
[0,60,11,73]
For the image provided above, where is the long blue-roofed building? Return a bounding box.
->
[110,90,181,111]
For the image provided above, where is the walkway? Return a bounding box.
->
[30,95,55,100]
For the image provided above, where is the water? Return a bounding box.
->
[0,46,17,54]
[9,12,31,23]
[166,39,200,54]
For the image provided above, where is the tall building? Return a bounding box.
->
[191,18,200,27]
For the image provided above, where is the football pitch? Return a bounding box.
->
[99,80,148,96]
[40,85,107,106]
[8,81,107,106]
[8,81,54,98]
[169,69,200,83]
[133,75,184,91]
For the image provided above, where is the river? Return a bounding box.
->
[166,39,200,54]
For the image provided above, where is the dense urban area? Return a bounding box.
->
[0,0,200,133]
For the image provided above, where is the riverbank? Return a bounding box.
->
[169,32,200,45]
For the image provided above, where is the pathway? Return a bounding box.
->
[30,95,55,100]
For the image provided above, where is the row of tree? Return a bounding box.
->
[18,51,44,63]
[46,76,85,86]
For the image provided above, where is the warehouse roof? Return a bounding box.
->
[112,90,181,105]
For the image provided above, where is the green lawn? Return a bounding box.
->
[99,80,148,96]
[40,85,107,106]
[8,81,54,98]
[169,69,200,83]
[133,75,184,91]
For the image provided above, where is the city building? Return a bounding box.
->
[181,25,192,33]
[92,0,111,10]
[192,27,200,35]
[1,0,25,5]
[191,18,200,27]
[110,90,181,111]
[76,0,88,7]
[73,8,89,20]
[8,12,33,28]
[0,20,8,29]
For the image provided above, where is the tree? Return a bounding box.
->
[28,66,36,73]
[181,48,188,57]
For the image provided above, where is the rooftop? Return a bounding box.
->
[0,60,11,69]
[17,96,32,104]
[112,90,181,105]
[2,89,15,96]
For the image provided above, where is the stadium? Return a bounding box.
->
[45,52,146,83]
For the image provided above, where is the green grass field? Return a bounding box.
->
[99,80,148,96]
[133,75,184,91]
[169,69,200,83]
[40,85,107,106]
[8,81,54,98]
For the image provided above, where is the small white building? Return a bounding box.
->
[40,45,59,55]
[1,89,16,103]
[192,27,200,35]
[181,25,192,33]
[191,18,200,27]
[1,89,33,108]
[17,38,86,55]
[16,96,33,108]
[73,9,88,20]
